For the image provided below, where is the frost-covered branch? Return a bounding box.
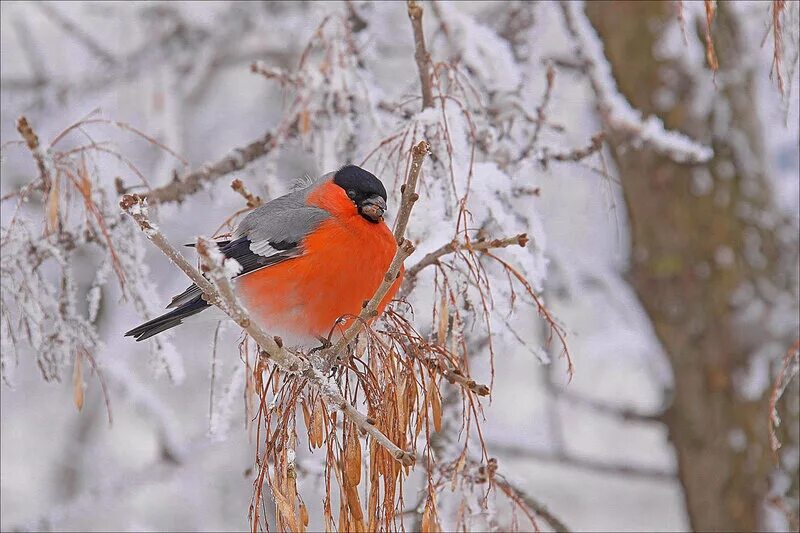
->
[120,194,415,466]
[559,1,713,164]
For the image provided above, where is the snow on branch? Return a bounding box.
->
[560,0,714,164]
[119,194,416,466]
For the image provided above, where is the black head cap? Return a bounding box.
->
[333,165,387,202]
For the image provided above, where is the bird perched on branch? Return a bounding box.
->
[125,165,402,344]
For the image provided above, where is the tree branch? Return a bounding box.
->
[558,390,665,424]
[493,474,572,533]
[321,140,429,368]
[517,62,556,162]
[393,140,428,242]
[142,128,281,204]
[400,233,529,301]
[418,353,490,396]
[406,233,529,279]
[120,194,415,466]
[558,0,713,164]
[16,116,52,185]
[491,441,675,481]
[540,132,605,167]
[32,2,118,66]
[407,1,434,109]
[230,178,263,209]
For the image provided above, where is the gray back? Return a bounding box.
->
[234,174,332,246]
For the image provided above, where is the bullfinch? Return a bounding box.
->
[125,165,403,345]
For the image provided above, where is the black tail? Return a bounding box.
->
[125,296,210,341]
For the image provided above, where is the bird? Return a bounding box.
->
[125,165,403,345]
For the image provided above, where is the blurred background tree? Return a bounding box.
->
[585,1,799,531]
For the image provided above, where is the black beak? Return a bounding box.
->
[360,195,386,222]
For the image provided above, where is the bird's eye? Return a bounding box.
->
[347,190,356,199]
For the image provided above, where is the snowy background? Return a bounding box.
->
[1,1,798,532]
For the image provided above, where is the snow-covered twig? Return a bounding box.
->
[120,194,416,466]
[393,140,429,242]
[559,1,713,164]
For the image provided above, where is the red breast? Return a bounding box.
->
[236,180,403,341]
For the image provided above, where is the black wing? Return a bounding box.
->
[125,237,299,341]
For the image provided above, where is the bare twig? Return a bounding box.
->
[559,390,664,424]
[231,178,263,209]
[407,1,434,109]
[15,116,51,185]
[250,61,300,87]
[675,0,689,46]
[143,129,280,204]
[527,63,556,157]
[406,233,529,280]
[491,441,675,481]
[418,353,490,396]
[703,0,719,77]
[540,133,605,167]
[493,474,571,533]
[771,0,787,95]
[120,194,415,466]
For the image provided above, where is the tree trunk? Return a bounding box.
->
[585,2,799,531]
